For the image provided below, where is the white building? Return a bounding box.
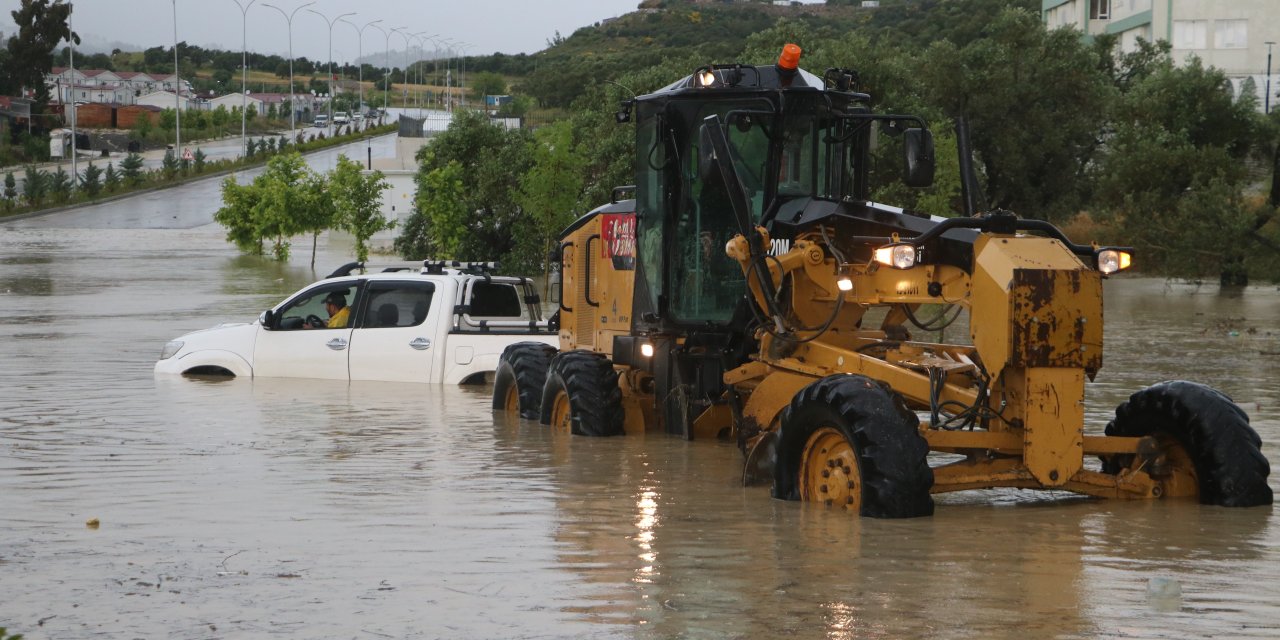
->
[136,90,195,111]
[46,68,191,106]
[1042,0,1280,109]
[209,92,265,116]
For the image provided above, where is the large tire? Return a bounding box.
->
[1103,380,1272,507]
[773,375,934,518]
[492,342,558,419]
[539,351,624,437]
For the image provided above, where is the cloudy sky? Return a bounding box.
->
[0,0,644,61]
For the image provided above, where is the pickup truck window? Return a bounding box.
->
[468,281,525,318]
[276,283,360,330]
[359,281,435,328]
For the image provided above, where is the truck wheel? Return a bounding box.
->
[1102,380,1272,507]
[773,375,933,518]
[492,342,558,419]
[539,351,624,437]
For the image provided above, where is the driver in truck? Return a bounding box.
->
[306,291,350,329]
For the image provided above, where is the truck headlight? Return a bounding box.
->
[874,244,917,269]
[1096,249,1132,275]
[160,340,184,360]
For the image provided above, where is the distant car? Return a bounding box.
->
[154,262,557,384]
[312,114,329,128]
[333,111,350,125]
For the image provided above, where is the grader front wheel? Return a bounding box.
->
[773,375,934,518]
[1103,380,1272,507]
[493,342,558,419]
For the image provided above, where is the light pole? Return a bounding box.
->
[456,41,472,108]
[387,27,407,111]
[262,1,314,138]
[171,0,181,164]
[309,9,356,133]
[1266,41,1275,115]
[440,38,456,112]
[68,1,76,188]
[369,23,389,113]
[232,0,256,158]
[393,27,412,109]
[340,18,381,118]
[413,32,439,117]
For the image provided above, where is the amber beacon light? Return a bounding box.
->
[777,43,802,71]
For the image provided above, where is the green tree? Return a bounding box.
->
[193,147,207,172]
[161,148,179,179]
[1,0,76,101]
[103,162,120,193]
[246,138,258,157]
[330,154,393,263]
[214,175,265,254]
[516,120,585,276]
[22,165,45,206]
[469,71,507,104]
[132,112,153,140]
[397,160,468,260]
[3,171,17,203]
[48,165,70,202]
[919,8,1112,221]
[81,161,102,196]
[120,152,145,186]
[1094,57,1263,282]
[399,109,534,264]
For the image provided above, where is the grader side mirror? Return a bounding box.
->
[903,128,936,188]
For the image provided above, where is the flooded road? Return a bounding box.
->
[2,193,1279,638]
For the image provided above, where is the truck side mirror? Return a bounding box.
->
[697,122,720,182]
[903,128,936,188]
[259,309,274,329]
[548,267,562,304]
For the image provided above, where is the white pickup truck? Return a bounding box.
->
[155,261,557,384]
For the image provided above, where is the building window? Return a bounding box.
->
[1173,20,1208,49]
[1215,19,1247,49]
[1090,0,1110,20]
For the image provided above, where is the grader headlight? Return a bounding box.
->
[1096,248,1133,275]
[874,243,917,270]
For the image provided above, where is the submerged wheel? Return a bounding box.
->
[538,351,623,437]
[492,342,558,419]
[773,375,933,518]
[1103,380,1272,507]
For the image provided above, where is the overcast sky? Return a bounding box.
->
[0,0,645,62]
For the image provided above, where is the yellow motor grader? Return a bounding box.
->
[493,45,1271,517]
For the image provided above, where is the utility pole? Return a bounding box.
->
[341,18,382,118]
[69,1,76,190]
[1266,41,1275,115]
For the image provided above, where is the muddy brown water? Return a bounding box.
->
[2,184,1279,638]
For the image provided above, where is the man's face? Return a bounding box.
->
[324,301,337,317]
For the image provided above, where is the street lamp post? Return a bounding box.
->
[413,32,439,117]
[393,27,412,109]
[1266,41,1275,115]
[262,1,315,138]
[68,1,76,189]
[309,9,356,133]
[456,41,471,108]
[340,18,382,118]
[388,27,407,111]
[232,0,256,158]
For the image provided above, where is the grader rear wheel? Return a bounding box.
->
[773,375,933,518]
[799,427,863,512]
[492,342,558,419]
[1103,380,1272,507]
[538,351,624,437]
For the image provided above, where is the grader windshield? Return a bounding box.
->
[635,93,858,326]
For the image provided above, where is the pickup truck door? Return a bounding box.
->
[253,282,360,380]
[348,280,439,383]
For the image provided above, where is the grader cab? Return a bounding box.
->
[493,45,1271,517]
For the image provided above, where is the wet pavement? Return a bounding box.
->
[1,185,1279,638]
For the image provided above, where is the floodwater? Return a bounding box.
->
[2,181,1279,638]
